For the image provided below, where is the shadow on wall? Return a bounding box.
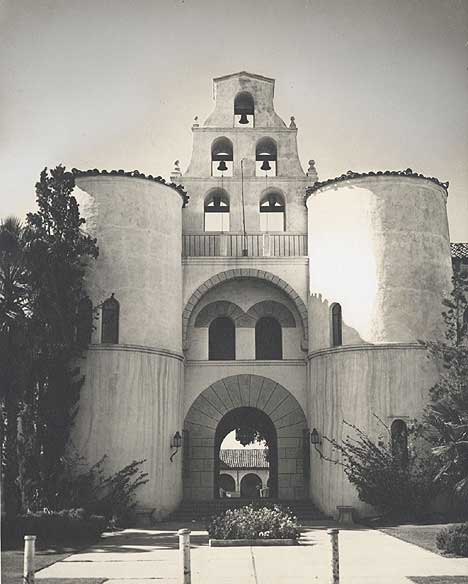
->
[309,293,367,349]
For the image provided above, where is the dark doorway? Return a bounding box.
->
[214,406,278,499]
[240,474,262,498]
[209,317,235,360]
[255,317,282,360]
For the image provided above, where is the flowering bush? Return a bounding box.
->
[207,504,300,540]
[436,523,468,556]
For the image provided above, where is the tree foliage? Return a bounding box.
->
[0,166,98,514]
[326,418,438,518]
[423,262,468,503]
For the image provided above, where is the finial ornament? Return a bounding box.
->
[289,116,296,129]
[171,159,182,180]
[192,115,199,128]
[307,159,318,182]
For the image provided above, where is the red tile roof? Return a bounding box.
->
[219,449,269,469]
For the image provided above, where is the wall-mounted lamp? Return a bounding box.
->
[310,428,321,446]
[170,431,182,462]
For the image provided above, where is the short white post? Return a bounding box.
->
[178,528,191,584]
[23,535,36,584]
[327,528,339,584]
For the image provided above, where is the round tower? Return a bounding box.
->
[305,171,453,516]
[73,171,187,520]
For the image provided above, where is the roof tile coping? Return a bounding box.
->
[451,242,468,260]
[219,448,269,470]
[305,169,449,200]
[72,168,189,207]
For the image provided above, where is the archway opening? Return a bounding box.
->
[214,406,277,499]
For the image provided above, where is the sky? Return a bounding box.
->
[1,0,467,241]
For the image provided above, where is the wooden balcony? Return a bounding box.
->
[182,233,308,257]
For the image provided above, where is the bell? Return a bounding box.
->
[212,194,221,208]
[261,159,271,172]
[268,193,277,207]
[238,113,249,124]
[217,160,228,172]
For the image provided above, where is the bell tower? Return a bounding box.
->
[180,71,312,235]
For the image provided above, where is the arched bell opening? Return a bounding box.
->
[211,137,233,177]
[234,91,254,126]
[260,190,285,232]
[256,137,277,176]
[204,189,230,232]
[214,406,278,499]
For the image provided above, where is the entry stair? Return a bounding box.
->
[169,499,327,523]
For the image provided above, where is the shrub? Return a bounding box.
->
[436,523,468,556]
[206,504,300,540]
[1,508,106,549]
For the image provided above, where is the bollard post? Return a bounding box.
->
[23,535,36,584]
[327,528,340,584]
[178,528,191,584]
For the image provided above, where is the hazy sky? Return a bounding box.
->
[1,0,467,240]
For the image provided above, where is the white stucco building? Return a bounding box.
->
[71,71,461,520]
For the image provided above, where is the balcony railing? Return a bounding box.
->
[182,233,308,257]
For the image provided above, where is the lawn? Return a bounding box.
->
[1,547,105,584]
[380,523,462,556]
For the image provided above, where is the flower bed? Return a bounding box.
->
[436,523,468,557]
[206,504,300,544]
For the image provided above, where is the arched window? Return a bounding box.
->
[255,317,282,360]
[331,303,342,347]
[204,189,230,232]
[211,137,233,177]
[391,419,408,465]
[256,137,277,176]
[234,91,254,126]
[76,296,93,347]
[209,317,235,360]
[101,293,119,344]
[260,191,285,232]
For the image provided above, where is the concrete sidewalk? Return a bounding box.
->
[35,521,468,583]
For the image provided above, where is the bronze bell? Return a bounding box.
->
[217,160,228,172]
[238,113,249,124]
[261,159,271,172]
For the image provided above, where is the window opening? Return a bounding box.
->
[331,303,342,347]
[255,317,282,360]
[209,317,235,360]
[391,419,408,465]
[101,293,119,344]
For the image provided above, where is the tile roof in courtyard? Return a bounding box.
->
[220,449,269,469]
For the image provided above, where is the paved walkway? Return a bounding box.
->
[36,521,468,583]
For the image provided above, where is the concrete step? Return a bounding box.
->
[169,499,326,522]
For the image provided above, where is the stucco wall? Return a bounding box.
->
[72,345,184,517]
[307,344,438,517]
[306,176,453,350]
[75,176,183,353]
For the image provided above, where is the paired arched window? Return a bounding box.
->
[209,317,235,360]
[101,294,119,344]
[76,296,93,347]
[255,317,282,360]
[211,137,233,177]
[391,419,408,465]
[260,191,285,232]
[256,137,277,176]
[204,189,230,232]
[331,303,342,347]
[234,91,254,126]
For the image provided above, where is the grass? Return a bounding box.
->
[1,547,105,584]
[379,522,467,557]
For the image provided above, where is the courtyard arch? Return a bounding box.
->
[183,374,308,501]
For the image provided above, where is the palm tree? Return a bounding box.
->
[0,216,31,516]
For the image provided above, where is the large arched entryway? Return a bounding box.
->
[183,374,309,501]
[214,406,277,499]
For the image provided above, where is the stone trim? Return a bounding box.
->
[307,342,426,361]
[88,343,185,362]
[247,300,296,328]
[183,269,308,347]
[194,301,253,328]
[185,359,306,366]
